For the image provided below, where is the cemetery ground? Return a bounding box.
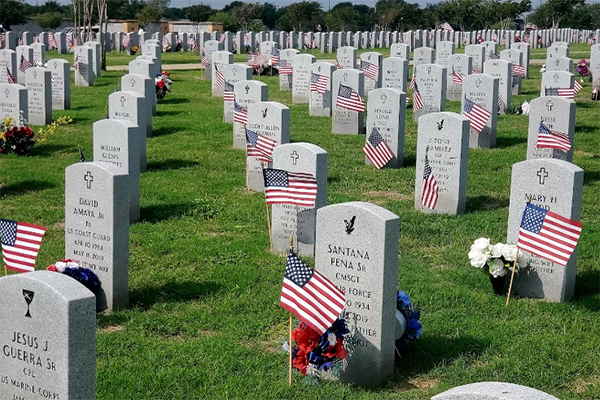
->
[1,51,599,400]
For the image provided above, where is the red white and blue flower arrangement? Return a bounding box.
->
[290,318,350,381]
[395,291,422,354]
[47,259,101,296]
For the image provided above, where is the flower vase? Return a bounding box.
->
[489,275,506,295]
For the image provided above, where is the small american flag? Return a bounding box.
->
[243,33,249,46]
[224,82,235,102]
[188,37,197,51]
[72,55,82,70]
[463,97,491,134]
[246,128,277,163]
[409,74,417,90]
[0,32,4,48]
[517,203,582,266]
[201,51,210,67]
[1,219,47,273]
[413,85,424,111]
[512,64,526,77]
[421,153,439,210]
[270,46,280,65]
[336,59,343,70]
[497,95,506,111]
[49,33,58,49]
[360,60,379,81]
[487,52,500,61]
[215,65,225,88]
[363,127,394,169]
[255,52,267,67]
[278,60,293,75]
[122,34,131,48]
[6,67,15,84]
[304,40,312,49]
[247,53,257,66]
[336,84,365,112]
[280,250,345,335]
[234,101,248,124]
[219,33,226,43]
[78,145,86,162]
[452,70,464,85]
[19,55,32,73]
[263,169,318,208]
[537,122,571,152]
[310,73,329,94]
[573,80,582,94]
[471,68,479,74]
[440,22,454,32]
[545,87,574,100]
[162,36,171,52]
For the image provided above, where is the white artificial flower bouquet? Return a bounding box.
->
[468,237,527,278]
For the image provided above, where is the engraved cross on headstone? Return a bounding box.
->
[120,96,126,107]
[537,167,549,185]
[84,171,94,189]
[546,100,554,111]
[290,151,299,165]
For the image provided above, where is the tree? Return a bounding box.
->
[261,3,281,29]
[184,4,213,23]
[36,12,63,30]
[137,4,163,27]
[208,12,238,32]
[163,7,185,19]
[222,1,243,13]
[233,3,261,31]
[374,0,403,31]
[325,3,359,31]
[107,0,145,19]
[529,0,584,28]
[275,12,293,31]
[286,1,323,31]
[0,0,28,30]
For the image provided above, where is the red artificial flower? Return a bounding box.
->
[292,348,309,375]
[296,326,321,354]
[323,339,347,360]
[156,80,165,89]
[47,265,57,272]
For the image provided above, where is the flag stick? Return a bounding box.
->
[505,249,519,306]
[263,162,273,252]
[288,235,294,386]
[4,264,7,277]
[245,125,250,190]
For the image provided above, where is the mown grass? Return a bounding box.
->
[0,50,599,400]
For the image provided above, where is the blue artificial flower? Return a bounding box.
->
[397,291,411,306]
[307,351,325,366]
[330,319,349,338]
[63,267,101,295]
[317,334,330,353]
[320,361,333,370]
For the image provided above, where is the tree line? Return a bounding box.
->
[1,0,600,33]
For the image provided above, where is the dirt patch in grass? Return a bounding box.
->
[52,222,65,230]
[566,376,600,394]
[367,191,412,201]
[388,377,439,392]
[98,325,124,334]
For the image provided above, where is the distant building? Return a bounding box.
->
[107,20,223,34]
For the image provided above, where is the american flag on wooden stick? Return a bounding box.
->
[122,34,130,48]
[270,46,280,65]
[234,101,248,124]
[452,70,463,85]
[49,33,58,49]
[72,55,82,70]
[573,80,582,94]
[409,74,417,90]
[6,67,15,84]
[336,84,365,112]
[280,250,345,335]
[363,127,394,169]
[512,64,526,77]
[360,60,379,81]
[440,22,454,31]
[246,128,277,163]
[517,203,582,266]
[263,169,318,208]
[19,55,32,73]
[201,51,210,67]
[537,122,571,152]
[310,73,329,94]
[497,96,506,112]
[1,219,47,273]
[188,37,197,51]
[278,60,293,75]
[215,65,225,88]
[413,85,424,111]
[224,82,235,102]
[421,153,439,210]
[463,97,491,134]
[471,68,479,74]
[545,87,574,100]
[487,52,500,61]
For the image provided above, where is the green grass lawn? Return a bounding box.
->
[0,51,599,399]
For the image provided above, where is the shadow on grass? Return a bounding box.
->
[495,135,527,148]
[574,269,600,311]
[0,180,56,197]
[583,170,600,185]
[157,110,185,117]
[391,334,491,378]
[146,159,199,171]
[32,143,77,157]
[151,125,187,136]
[140,202,191,222]
[129,280,224,311]
[403,153,416,168]
[159,98,190,104]
[575,124,598,134]
[466,195,509,212]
